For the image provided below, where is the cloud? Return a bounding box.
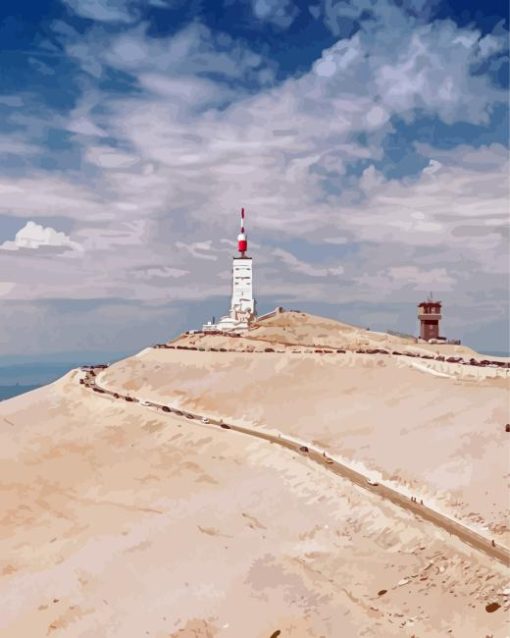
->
[175,241,219,261]
[61,0,139,23]
[66,116,108,137]
[0,0,507,353]
[380,265,456,292]
[85,146,139,168]
[61,0,184,22]
[0,95,24,107]
[414,142,509,170]
[310,24,506,126]
[27,56,55,77]
[0,175,109,221]
[248,0,299,28]
[0,221,82,252]
[274,248,344,278]
[0,135,41,157]
[339,146,508,259]
[61,22,273,87]
[0,282,15,297]
[321,0,444,36]
[391,265,455,287]
[132,266,190,280]
[2,17,505,305]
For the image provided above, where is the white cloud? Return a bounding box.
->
[0,221,82,252]
[133,266,189,280]
[249,0,299,28]
[62,0,185,23]
[0,282,16,297]
[28,57,56,76]
[310,24,505,126]
[2,20,505,307]
[422,159,442,175]
[389,266,456,289]
[0,95,24,107]
[62,0,138,23]
[85,146,139,169]
[0,2,507,353]
[0,175,109,221]
[274,248,344,278]
[175,241,219,261]
[339,147,509,258]
[415,142,508,170]
[355,266,457,295]
[0,135,41,157]
[66,116,108,137]
[86,22,272,83]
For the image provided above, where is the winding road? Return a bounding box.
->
[79,365,510,567]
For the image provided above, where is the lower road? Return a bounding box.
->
[80,367,509,567]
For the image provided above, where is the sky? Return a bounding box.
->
[0,0,508,359]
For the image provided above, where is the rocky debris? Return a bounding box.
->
[485,602,501,613]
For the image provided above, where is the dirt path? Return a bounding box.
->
[82,367,510,567]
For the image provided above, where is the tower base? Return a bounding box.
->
[202,313,254,333]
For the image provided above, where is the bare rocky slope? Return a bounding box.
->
[105,311,509,543]
[0,311,508,637]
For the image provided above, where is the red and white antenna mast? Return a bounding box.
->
[237,207,248,257]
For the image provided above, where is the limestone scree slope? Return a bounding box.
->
[0,311,509,637]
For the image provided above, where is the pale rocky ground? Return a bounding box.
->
[100,313,510,545]
[1,312,509,636]
[176,311,481,358]
[246,311,477,357]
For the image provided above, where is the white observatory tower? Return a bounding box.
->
[230,208,255,322]
[202,207,256,332]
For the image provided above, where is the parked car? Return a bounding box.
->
[366,478,379,486]
[161,406,170,412]
[201,417,210,424]
[220,423,231,429]
[299,445,309,453]
[140,400,151,407]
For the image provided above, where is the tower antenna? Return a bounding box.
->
[237,207,248,257]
